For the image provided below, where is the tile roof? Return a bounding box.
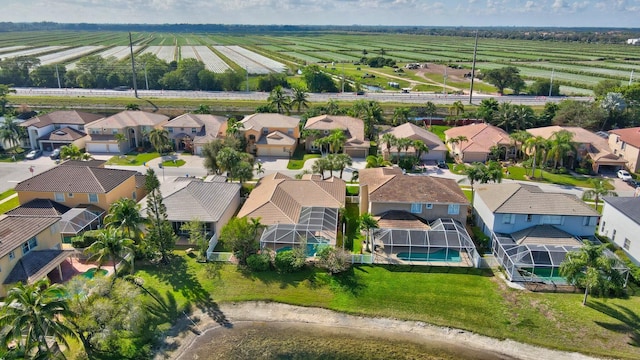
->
[359,167,468,204]
[3,250,74,285]
[379,122,447,153]
[85,110,169,129]
[375,210,431,230]
[241,113,300,131]
[20,110,103,129]
[511,225,582,246]
[6,199,70,217]
[159,180,241,222]
[305,115,369,146]
[0,215,60,258]
[237,172,345,225]
[609,127,640,149]
[444,123,511,154]
[15,165,138,193]
[475,183,598,216]
[257,130,296,145]
[164,113,227,145]
[603,196,640,225]
[59,159,106,168]
[37,127,86,142]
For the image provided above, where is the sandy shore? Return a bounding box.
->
[155,301,605,360]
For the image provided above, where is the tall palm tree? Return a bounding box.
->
[392,107,413,126]
[148,128,170,155]
[413,139,429,160]
[380,133,397,160]
[454,162,485,203]
[290,86,310,113]
[59,144,83,160]
[0,116,23,150]
[450,100,465,118]
[0,279,77,358]
[512,105,535,131]
[582,178,617,210]
[359,212,379,252]
[85,227,135,277]
[267,85,291,114]
[424,101,438,128]
[327,129,347,154]
[225,117,244,137]
[396,137,414,158]
[365,155,391,168]
[333,153,353,179]
[105,198,144,243]
[313,136,331,156]
[548,130,575,170]
[114,133,127,154]
[560,240,625,305]
[446,135,468,159]
[509,130,532,161]
[524,136,549,178]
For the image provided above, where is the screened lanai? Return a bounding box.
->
[373,218,480,267]
[260,207,339,256]
[59,207,102,244]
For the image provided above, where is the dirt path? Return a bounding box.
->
[155,301,605,360]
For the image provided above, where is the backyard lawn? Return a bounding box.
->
[106,152,160,166]
[136,253,640,360]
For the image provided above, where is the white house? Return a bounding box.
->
[19,111,104,151]
[600,197,640,265]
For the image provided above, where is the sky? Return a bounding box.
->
[2,0,640,28]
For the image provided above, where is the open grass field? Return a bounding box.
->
[136,252,640,359]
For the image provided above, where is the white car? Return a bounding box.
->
[617,169,633,181]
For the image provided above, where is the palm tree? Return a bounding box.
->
[450,100,465,118]
[267,85,291,114]
[446,135,468,159]
[333,153,353,179]
[0,279,77,358]
[481,160,504,184]
[509,130,532,161]
[365,155,391,168]
[194,104,212,114]
[454,162,484,203]
[105,198,144,243]
[290,86,310,113]
[85,227,135,277]
[313,136,331,156]
[360,212,379,252]
[327,129,347,154]
[225,117,244,137]
[396,137,414,158]
[424,101,437,128]
[311,157,331,179]
[148,128,170,155]
[380,133,397,160]
[0,84,16,115]
[255,161,265,176]
[524,136,549,178]
[59,144,84,160]
[114,132,127,154]
[0,116,24,150]
[560,240,625,305]
[547,130,575,170]
[392,107,413,126]
[413,139,429,160]
[512,105,535,131]
[582,178,617,210]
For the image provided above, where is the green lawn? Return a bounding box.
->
[427,125,451,142]
[0,197,20,214]
[0,152,24,162]
[106,152,160,166]
[0,189,16,201]
[506,166,613,189]
[136,254,640,359]
[287,154,320,170]
[161,159,186,167]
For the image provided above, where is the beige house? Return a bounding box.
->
[304,115,370,158]
[608,127,640,172]
[379,122,447,161]
[19,110,104,151]
[358,167,469,225]
[527,126,626,173]
[85,111,169,154]
[240,113,300,157]
[163,113,227,155]
[444,123,512,163]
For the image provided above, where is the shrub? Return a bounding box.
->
[246,253,271,272]
[274,249,306,273]
[316,247,352,274]
[72,230,102,248]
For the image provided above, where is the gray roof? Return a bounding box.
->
[3,250,74,285]
[6,199,70,217]
[511,225,583,246]
[475,183,598,216]
[160,181,240,222]
[603,196,640,225]
[0,215,60,258]
[15,165,138,193]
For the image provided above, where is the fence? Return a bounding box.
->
[207,252,234,262]
[351,254,373,264]
[346,195,359,204]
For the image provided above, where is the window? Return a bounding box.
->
[410,203,422,213]
[192,127,197,133]
[622,142,626,150]
[502,213,515,224]
[168,128,174,133]
[54,193,65,202]
[288,128,294,135]
[9,251,15,260]
[583,217,597,226]
[540,215,563,225]
[624,238,631,250]
[425,203,433,210]
[68,193,74,198]
[22,237,38,255]
[88,193,98,203]
[78,125,84,131]
[91,129,100,134]
[132,191,136,199]
[448,204,460,215]
[526,214,533,222]
[180,127,185,131]
[112,129,118,134]
[612,229,617,241]
[263,128,269,134]
[601,221,606,233]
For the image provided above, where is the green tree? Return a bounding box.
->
[125,103,140,111]
[181,218,208,261]
[454,162,485,203]
[312,156,332,179]
[290,86,310,113]
[85,227,134,277]
[553,100,606,130]
[509,130,532,160]
[30,64,64,88]
[148,128,171,154]
[0,115,23,149]
[316,246,352,275]
[599,92,627,130]
[105,197,144,244]
[395,137,414,158]
[538,101,559,127]
[220,217,262,265]
[482,66,525,95]
[365,154,391,168]
[114,132,127,154]
[194,104,212,114]
[413,139,429,160]
[528,79,560,96]
[380,132,397,160]
[423,101,438,128]
[350,100,383,140]
[449,100,465,118]
[476,98,500,123]
[333,153,353,179]
[524,135,549,178]
[593,79,621,98]
[582,178,617,210]
[144,168,176,264]
[0,279,77,359]
[392,106,413,125]
[360,212,379,252]
[560,241,625,305]
[303,64,338,93]
[547,129,576,169]
[267,85,291,114]
[327,128,347,154]
[60,144,86,160]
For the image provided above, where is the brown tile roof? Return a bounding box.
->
[15,165,137,193]
[258,131,296,145]
[475,183,598,216]
[609,127,640,149]
[241,113,300,131]
[20,110,103,129]
[37,127,86,142]
[165,113,227,145]
[0,215,60,258]
[237,172,345,225]
[359,167,468,204]
[59,159,106,168]
[6,199,70,217]
[380,122,447,153]
[444,123,511,154]
[4,250,73,285]
[135,174,147,189]
[305,115,369,146]
[85,110,169,130]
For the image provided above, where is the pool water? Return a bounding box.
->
[277,243,330,257]
[81,268,108,279]
[520,267,567,283]
[396,249,461,262]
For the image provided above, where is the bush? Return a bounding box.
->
[274,249,306,273]
[316,247,352,274]
[71,230,102,248]
[398,156,419,171]
[246,253,271,272]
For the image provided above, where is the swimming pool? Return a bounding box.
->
[520,267,567,283]
[276,243,330,257]
[396,249,461,262]
[81,267,108,279]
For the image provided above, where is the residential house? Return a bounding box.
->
[19,110,104,151]
[304,114,370,158]
[600,196,640,265]
[240,113,300,157]
[527,126,625,173]
[358,166,469,224]
[85,110,169,154]
[237,172,345,253]
[444,123,513,163]
[379,122,447,161]
[608,127,640,172]
[163,113,227,155]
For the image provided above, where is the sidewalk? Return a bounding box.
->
[0,193,17,205]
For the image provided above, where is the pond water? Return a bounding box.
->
[178,321,517,360]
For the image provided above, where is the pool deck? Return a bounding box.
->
[372,250,474,267]
[47,258,114,283]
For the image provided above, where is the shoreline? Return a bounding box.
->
[154,301,606,360]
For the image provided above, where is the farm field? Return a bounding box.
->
[0,31,639,94]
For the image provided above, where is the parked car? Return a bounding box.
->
[437,160,448,169]
[25,149,42,160]
[625,178,640,188]
[50,148,60,159]
[617,169,633,181]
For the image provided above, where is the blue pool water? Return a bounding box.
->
[277,244,329,257]
[396,249,461,262]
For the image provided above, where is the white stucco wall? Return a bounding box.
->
[600,202,640,266]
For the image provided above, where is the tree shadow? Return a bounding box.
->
[331,267,366,296]
[587,301,640,347]
[375,264,493,277]
[238,264,321,290]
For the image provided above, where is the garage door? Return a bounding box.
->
[86,143,109,153]
[346,148,368,158]
[258,146,289,157]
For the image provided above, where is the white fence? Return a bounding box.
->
[351,254,374,264]
[207,252,234,262]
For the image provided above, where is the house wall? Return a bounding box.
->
[600,203,640,265]
[489,213,598,237]
[257,144,294,157]
[369,201,468,224]
[344,146,368,158]
[216,187,241,236]
[27,125,54,149]
[608,135,640,172]
[0,223,61,297]
[473,194,496,236]
[462,151,488,163]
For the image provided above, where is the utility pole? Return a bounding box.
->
[129,32,138,98]
[341,63,345,93]
[630,70,634,86]
[144,64,149,90]
[443,67,447,96]
[55,64,61,89]
[246,66,249,92]
[469,30,479,104]
[549,69,555,97]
